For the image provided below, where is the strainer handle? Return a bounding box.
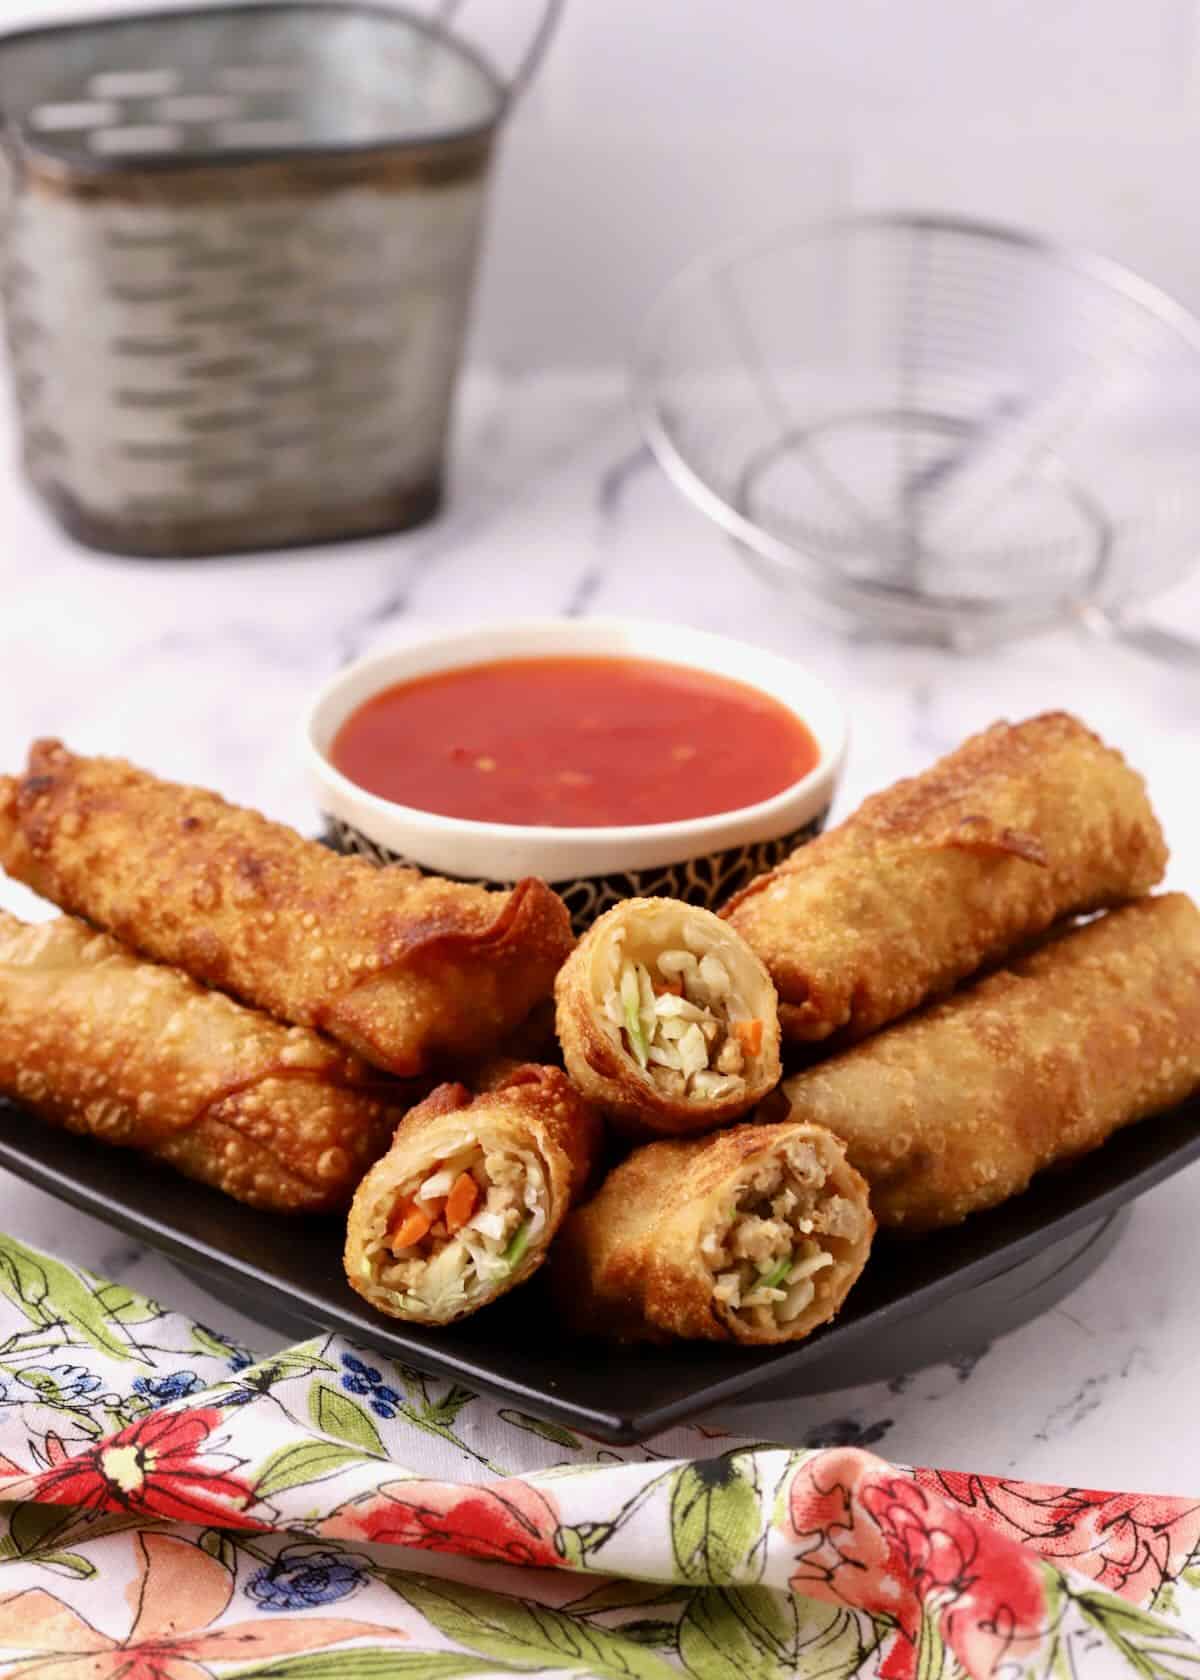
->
[434,0,565,109]
[1080,605,1200,667]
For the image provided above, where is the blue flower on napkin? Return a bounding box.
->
[132,1370,207,1408]
[246,1543,366,1611]
[17,1364,102,1406]
[340,1352,402,1417]
[340,1352,381,1393]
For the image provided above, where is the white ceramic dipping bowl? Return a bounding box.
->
[304,619,848,930]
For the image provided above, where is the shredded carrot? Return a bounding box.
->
[444,1171,481,1234]
[734,1019,763,1055]
[388,1198,434,1250]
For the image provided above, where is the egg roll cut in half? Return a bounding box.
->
[345,1064,602,1325]
[774,893,1200,1232]
[0,909,406,1212]
[550,1120,873,1345]
[723,711,1167,1047]
[0,742,574,1076]
[555,898,782,1135]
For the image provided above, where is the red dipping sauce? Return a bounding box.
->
[330,655,820,829]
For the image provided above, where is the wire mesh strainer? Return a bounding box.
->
[634,213,1200,657]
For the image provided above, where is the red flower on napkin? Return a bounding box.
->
[921,1470,1200,1601]
[320,1475,563,1568]
[1,1407,262,1529]
[784,1449,1047,1680]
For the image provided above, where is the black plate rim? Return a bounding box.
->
[2,1100,1199,1444]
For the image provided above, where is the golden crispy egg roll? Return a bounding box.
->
[0,742,573,1076]
[0,909,406,1212]
[345,1064,601,1325]
[723,711,1167,1046]
[773,894,1200,1231]
[550,1120,872,1345]
[555,898,781,1135]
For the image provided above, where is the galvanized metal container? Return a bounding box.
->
[0,2,554,557]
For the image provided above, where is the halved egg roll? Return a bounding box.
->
[549,1120,873,1345]
[772,893,1200,1231]
[723,711,1167,1046]
[0,909,406,1211]
[345,1064,601,1325]
[555,898,781,1135]
[0,741,573,1075]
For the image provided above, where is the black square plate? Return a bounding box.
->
[1,1094,1197,1444]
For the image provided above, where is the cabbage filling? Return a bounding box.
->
[367,1144,547,1317]
[701,1138,861,1332]
[602,923,762,1103]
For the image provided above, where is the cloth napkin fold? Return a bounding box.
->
[0,1232,1195,1679]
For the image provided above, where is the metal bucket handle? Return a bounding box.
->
[434,0,564,111]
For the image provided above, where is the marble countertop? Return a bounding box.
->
[1,369,1198,1494]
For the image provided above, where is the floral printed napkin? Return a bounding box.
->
[0,1233,1195,1679]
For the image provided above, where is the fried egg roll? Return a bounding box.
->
[773,894,1200,1231]
[550,1120,873,1345]
[723,711,1167,1046]
[345,1064,601,1325]
[555,898,781,1135]
[0,909,405,1211]
[0,741,574,1076]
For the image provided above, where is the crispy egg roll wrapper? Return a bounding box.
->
[773,894,1200,1231]
[549,1120,873,1345]
[555,898,782,1135]
[0,909,407,1212]
[723,711,1167,1046]
[0,742,573,1075]
[490,997,561,1068]
[345,1065,602,1325]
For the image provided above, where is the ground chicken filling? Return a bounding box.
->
[602,924,762,1103]
[367,1144,546,1316]
[700,1139,861,1333]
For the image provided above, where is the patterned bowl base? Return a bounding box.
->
[322,813,830,935]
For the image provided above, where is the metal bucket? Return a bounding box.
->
[0,1,558,557]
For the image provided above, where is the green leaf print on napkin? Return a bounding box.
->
[6,1500,68,1555]
[223,1651,507,1680]
[188,1322,251,1364]
[670,1455,765,1586]
[260,1344,337,1379]
[911,1588,963,1680]
[678,1589,875,1680]
[618,1620,681,1648]
[90,1281,163,1326]
[308,1381,386,1457]
[256,1439,379,1499]
[388,1571,681,1680]
[0,1236,144,1365]
[497,1409,583,1451]
[1071,1587,1200,1680]
[197,1526,239,1573]
[28,1549,96,1579]
[0,1499,98,1579]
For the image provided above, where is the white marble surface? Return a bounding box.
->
[1,369,1199,1494]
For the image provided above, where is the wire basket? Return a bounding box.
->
[635,213,1200,656]
[0,1,557,558]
